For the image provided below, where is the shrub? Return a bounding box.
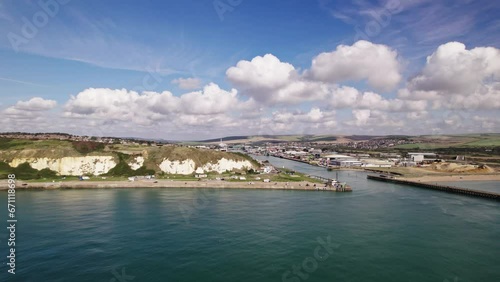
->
[105,153,155,176]
[72,141,105,154]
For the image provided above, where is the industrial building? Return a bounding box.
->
[408,153,437,163]
[324,154,363,167]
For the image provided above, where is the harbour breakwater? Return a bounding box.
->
[0,179,345,192]
[367,175,500,201]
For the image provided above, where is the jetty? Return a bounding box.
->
[367,175,500,201]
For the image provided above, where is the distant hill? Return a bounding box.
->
[194,133,500,148]
[194,134,375,144]
[199,136,251,143]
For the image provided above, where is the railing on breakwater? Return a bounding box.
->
[306,174,352,192]
[367,175,500,201]
[307,174,330,182]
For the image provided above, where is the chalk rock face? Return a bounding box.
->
[158,158,254,175]
[201,158,253,174]
[9,156,117,176]
[128,156,145,170]
[159,159,196,175]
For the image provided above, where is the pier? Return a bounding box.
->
[367,175,500,201]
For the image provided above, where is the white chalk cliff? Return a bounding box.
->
[9,156,117,176]
[159,159,196,175]
[7,155,255,176]
[159,158,253,175]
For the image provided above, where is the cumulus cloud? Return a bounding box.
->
[329,86,427,112]
[404,42,500,109]
[226,54,328,104]
[63,83,250,128]
[225,42,403,106]
[2,97,57,119]
[308,40,402,92]
[9,97,57,111]
[64,88,175,125]
[171,77,202,90]
[345,109,405,131]
[252,108,337,135]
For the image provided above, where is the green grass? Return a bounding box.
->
[270,171,324,183]
[462,138,500,147]
[394,143,445,149]
[0,138,84,160]
[0,138,34,150]
[0,138,75,150]
[157,174,198,181]
[395,135,500,149]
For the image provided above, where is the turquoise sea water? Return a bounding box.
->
[0,156,499,282]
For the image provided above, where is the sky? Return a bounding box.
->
[0,0,499,140]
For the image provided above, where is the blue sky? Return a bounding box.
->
[0,0,499,139]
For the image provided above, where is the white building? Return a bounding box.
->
[324,154,362,167]
[408,153,436,163]
[219,139,228,152]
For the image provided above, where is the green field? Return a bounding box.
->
[395,134,500,149]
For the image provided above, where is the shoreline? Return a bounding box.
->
[0,179,341,192]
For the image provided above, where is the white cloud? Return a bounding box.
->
[63,84,251,129]
[405,42,500,109]
[254,108,337,135]
[329,86,427,112]
[226,54,328,104]
[171,77,202,90]
[64,88,173,125]
[2,97,57,119]
[178,83,239,115]
[10,97,57,111]
[344,109,405,131]
[308,40,402,92]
